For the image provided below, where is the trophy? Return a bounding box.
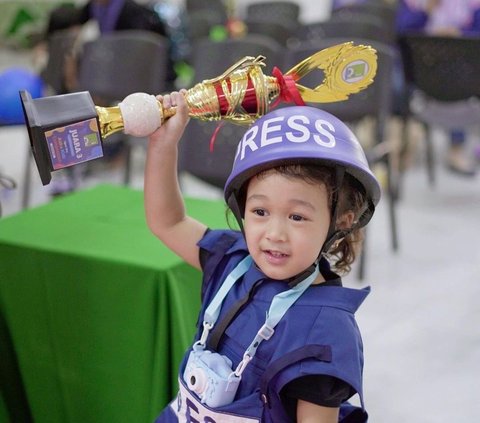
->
[20,42,377,185]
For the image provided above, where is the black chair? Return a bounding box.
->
[22,30,171,206]
[294,14,396,46]
[331,1,397,30]
[77,30,170,103]
[186,0,228,17]
[185,9,227,42]
[77,30,171,185]
[244,18,295,46]
[178,36,283,191]
[284,38,398,278]
[190,34,283,82]
[245,1,301,32]
[40,28,79,94]
[399,34,480,186]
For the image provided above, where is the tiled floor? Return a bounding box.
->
[1,47,480,422]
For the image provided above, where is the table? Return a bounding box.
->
[0,184,228,423]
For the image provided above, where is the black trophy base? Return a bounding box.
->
[20,90,104,185]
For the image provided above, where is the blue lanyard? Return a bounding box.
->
[203,255,253,326]
[196,254,319,378]
[244,267,318,358]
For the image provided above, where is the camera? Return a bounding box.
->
[183,348,240,408]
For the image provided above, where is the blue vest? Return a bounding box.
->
[155,230,370,423]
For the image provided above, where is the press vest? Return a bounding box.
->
[154,230,370,423]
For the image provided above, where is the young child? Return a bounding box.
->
[144,91,381,423]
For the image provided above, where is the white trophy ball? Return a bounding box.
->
[118,92,161,137]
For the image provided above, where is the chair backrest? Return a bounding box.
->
[191,34,283,83]
[178,120,247,189]
[331,2,397,36]
[245,1,300,31]
[186,0,228,17]
[294,14,396,45]
[179,35,283,189]
[186,9,227,40]
[244,18,295,46]
[77,30,170,104]
[399,34,480,102]
[284,38,395,141]
[40,28,79,94]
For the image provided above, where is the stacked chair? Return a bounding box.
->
[331,0,397,30]
[293,13,395,46]
[399,34,480,186]
[76,30,171,186]
[243,0,301,46]
[245,1,301,32]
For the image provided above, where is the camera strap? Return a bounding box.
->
[194,254,320,379]
[207,278,264,352]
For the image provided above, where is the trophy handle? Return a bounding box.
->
[285,42,377,103]
[202,55,266,85]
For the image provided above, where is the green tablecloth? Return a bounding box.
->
[0,184,228,423]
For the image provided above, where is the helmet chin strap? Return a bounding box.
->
[320,167,376,256]
[320,167,346,256]
[227,190,245,234]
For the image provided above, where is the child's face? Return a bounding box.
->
[244,170,330,281]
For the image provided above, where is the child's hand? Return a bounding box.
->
[149,89,189,147]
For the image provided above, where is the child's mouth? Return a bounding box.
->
[264,250,289,263]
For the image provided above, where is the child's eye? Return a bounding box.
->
[290,214,305,222]
[252,208,266,217]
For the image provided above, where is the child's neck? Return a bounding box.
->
[311,272,326,285]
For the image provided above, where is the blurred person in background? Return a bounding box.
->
[396,0,480,177]
[46,0,175,93]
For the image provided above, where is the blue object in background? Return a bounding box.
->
[0,67,43,125]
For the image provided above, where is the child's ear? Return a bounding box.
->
[336,211,355,230]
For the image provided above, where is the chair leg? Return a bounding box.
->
[397,114,410,200]
[424,123,436,187]
[386,154,399,252]
[371,122,400,253]
[123,142,132,186]
[21,145,32,210]
[357,229,367,280]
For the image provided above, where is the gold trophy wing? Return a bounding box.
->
[285,42,378,103]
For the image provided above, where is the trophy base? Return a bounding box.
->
[20,90,104,185]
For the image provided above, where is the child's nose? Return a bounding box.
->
[266,218,287,241]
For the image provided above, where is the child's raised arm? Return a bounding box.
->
[144,90,207,270]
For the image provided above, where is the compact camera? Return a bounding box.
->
[183,349,240,408]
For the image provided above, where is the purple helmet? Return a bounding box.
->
[224,106,381,227]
